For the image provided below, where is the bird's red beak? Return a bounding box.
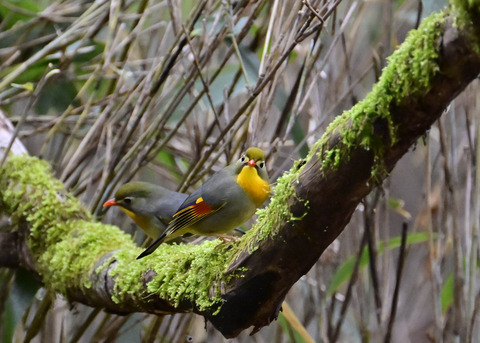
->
[248,159,256,167]
[103,198,118,207]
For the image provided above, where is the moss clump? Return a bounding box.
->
[109,240,234,312]
[40,221,134,295]
[0,155,91,255]
[0,155,135,295]
[452,0,480,54]
[318,11,447,178]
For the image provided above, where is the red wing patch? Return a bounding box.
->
[165,197,218,236]
[173,197,213,217]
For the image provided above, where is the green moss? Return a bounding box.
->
[0,155,135,295]
[452,0,480,54]
[41,221,134,295]
[0,155,90,254]
[109,240,234,312]
[318,11,447,178]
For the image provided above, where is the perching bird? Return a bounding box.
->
[136,147,270,259]
[103,181,188,239]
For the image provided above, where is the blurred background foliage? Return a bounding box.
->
[0,0,478,341]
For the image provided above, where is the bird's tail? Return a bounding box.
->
[136,233,166,259]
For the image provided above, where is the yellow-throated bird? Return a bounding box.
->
[137,147,270,259]
[103,181,188,239]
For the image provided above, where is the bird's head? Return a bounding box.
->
[235,147,270,206]
[103,181,153,214]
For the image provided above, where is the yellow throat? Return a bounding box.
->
[236,165,270,207]
[120,208,151,232]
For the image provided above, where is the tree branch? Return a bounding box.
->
[0,7,479,339]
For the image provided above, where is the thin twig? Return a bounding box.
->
[330,232,367,342]
[384,222,408,343]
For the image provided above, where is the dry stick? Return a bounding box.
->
[60,97,116,181]
[199,63,243,153]
[296,0,356,115]
[302,0,325,25]
[103,59,186,180]
[365,191,383,324]
[330,232,368,343]
[225,2,252,87]
[438,119,466,339]
[101,0,211,186]
[258,0,280,78]
[187,1,265,169]
[195,113,252,181]
[326,292,337,341]
[169,0,272,190]
[90,313,111,342]
[281,302,315,343]
[172,313,193,343]
[92,123,113,208]
[272,59,306,140]
[0,14,41,41]
[424,135,442,341]
[103,0,150,97]
[42,8,112,162]
[467,291,480,343]
[463,113,476,340]
[90,2,210,209]
[143,316,163,343]
[181,25,223,132]
[272,61,374,180]
[23,292,53,343]
[179,11,322,192]
[149,0,208,97]
[384,222,408,343]
[58,67,105,179]
[340,32,357,105]
[0,0,110,93]
[468,108,480,342]
[0,65,57,168]
[102,315,132,343]
[70,308,102,343]
[122,0,250,179]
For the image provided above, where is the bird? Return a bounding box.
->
[136,147,270,259]
[103,181,188,240]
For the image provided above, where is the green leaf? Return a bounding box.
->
[0,0,42,29]
[278,312,310,343]
[441,273,453,314]
[387,197,411,219]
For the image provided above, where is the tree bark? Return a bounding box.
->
[0,7,479,339]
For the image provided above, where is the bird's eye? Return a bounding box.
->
[259,161,265,168]
[240,155,246,162]
[123,197,132,204]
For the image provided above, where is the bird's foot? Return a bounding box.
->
[214,234,238,249]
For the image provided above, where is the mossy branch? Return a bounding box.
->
[0,6,480,339]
